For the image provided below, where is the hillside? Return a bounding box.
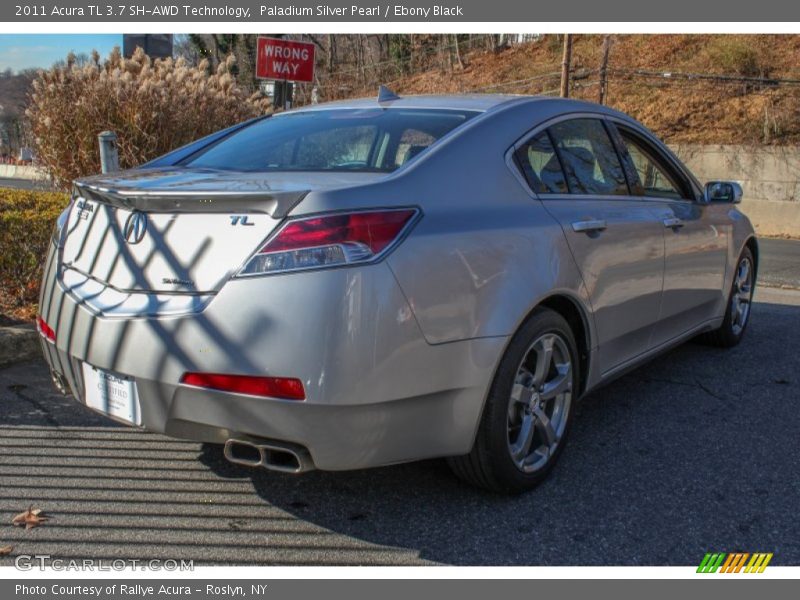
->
[364,35,800,146]
[5,35,800,148]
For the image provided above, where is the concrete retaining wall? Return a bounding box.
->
[0,164,48,180]
[672,145,800,238]
[1,146,798,236]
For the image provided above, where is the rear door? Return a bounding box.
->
[517,118,665,375]
[610,123,730,345]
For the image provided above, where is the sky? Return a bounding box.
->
[0,34,122,72]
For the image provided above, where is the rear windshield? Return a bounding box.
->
[182,108,478,173]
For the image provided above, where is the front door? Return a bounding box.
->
[612,126,730,346]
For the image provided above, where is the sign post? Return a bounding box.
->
[256,37,316,110]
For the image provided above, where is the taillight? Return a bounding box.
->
[239,208,418,276]
[180,373,306,400]
[36,316,56,342]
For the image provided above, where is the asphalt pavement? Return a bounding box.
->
[0,286,798,566]
[758,237,800,289]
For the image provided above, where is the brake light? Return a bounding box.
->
[239,208,418,275]
[36,316,56,342]
[180,372,306,400]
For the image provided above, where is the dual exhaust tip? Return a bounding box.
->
[223,438,314,474]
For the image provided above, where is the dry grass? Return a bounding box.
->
[360,35,800,146]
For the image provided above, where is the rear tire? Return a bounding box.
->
[448,308,579,494]
[700,247,755,348]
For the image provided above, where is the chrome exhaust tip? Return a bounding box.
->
[51,370,68,395]
[224,438,314,474]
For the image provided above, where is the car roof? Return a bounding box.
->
[289,93,538,113]
[288,93,629,119]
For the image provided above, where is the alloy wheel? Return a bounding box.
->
[731,256,754,335]
[506,332,573,473]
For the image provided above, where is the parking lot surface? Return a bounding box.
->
[0,287,798,566]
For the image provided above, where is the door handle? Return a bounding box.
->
[663,217,684,229]
[572,219,607,233]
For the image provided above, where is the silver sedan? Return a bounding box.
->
[38,92,757,493]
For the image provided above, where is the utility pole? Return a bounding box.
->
[598,35,612,105]
[560,34,573,98]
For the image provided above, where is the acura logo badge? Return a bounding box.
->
[123,211,148,245]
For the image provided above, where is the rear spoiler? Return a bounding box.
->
[73,180,308,218]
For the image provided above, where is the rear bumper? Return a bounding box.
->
[39,243,506,470]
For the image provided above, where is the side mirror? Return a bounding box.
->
[704,181,743,204]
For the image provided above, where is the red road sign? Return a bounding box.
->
[256,37,316,83]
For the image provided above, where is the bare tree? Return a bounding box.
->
[173,34,203,66]
[453,35,465,70]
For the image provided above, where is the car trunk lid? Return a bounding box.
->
[61,167,383,294]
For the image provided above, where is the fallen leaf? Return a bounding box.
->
[0,545,13,556]
[12,506,49,530]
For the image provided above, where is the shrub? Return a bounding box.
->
[26,47,270,190]
[0,188,69,308]
[707,37,772,78]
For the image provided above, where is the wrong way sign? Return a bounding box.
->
[256,37,316,83]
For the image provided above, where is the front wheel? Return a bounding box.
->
[700,247,755,348]
[448,308,579,494]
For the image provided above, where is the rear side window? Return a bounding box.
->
[516,131,568,194]
[548,119,628,196]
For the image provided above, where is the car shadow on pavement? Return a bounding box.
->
[1,297,797,566]
[197,299,800,566]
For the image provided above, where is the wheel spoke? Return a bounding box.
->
[510,382,532,405]
[510,414,536,462]
[540,364,571,400]
[532,337,554,387]
[508,381,531,421]
[738,260,750,288]
[533,406,557,447]
[736,301,747,324]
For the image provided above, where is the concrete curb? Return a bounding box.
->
[0,325,41,368]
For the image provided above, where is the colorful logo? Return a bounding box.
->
[697,552,773,573]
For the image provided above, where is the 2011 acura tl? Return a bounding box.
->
[38,91,757,493]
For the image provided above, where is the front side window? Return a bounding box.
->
[183,108,477,173]
[618,131,685,200]
[548,119,628,196]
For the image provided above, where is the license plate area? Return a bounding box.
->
[81,363,142,425]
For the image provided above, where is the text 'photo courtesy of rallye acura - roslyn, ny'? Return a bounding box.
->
[37,89,757,493]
